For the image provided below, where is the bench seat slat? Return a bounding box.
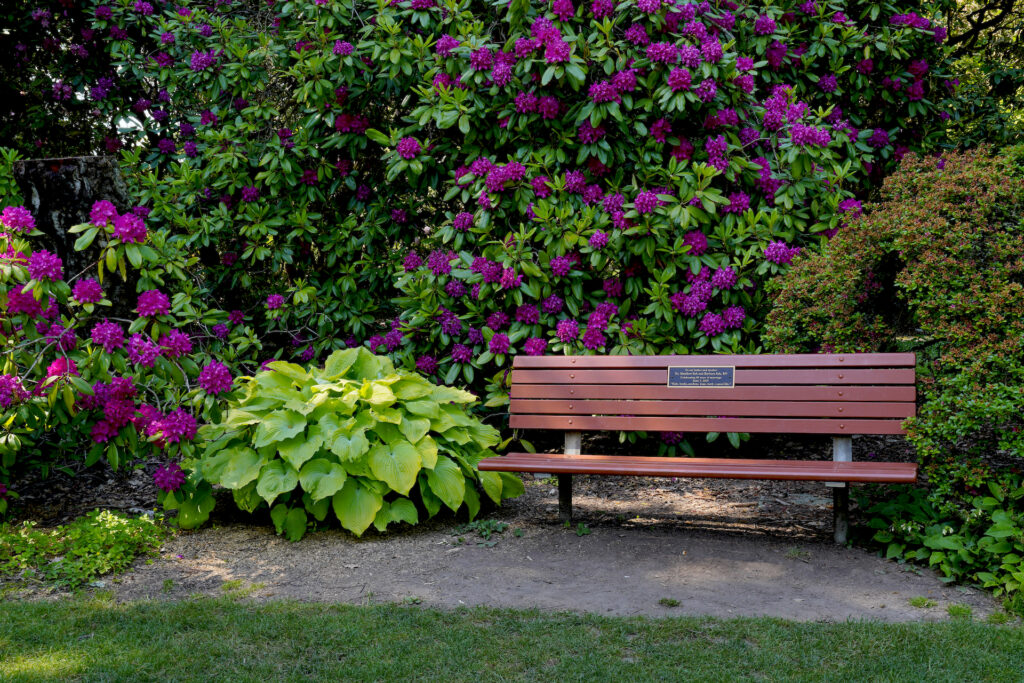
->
[509,399,915,419]
[479,453,918,484]
[511,384,917,402]
[514,353,917,369]
[509,414,908,435]
[512,368,915,385]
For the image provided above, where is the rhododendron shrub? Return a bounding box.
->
[0,202,258,492]
[3,1,954,410]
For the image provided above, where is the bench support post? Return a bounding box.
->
[559,432,582,522]
[831,437,852,544]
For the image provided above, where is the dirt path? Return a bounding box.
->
[113,475,998,622]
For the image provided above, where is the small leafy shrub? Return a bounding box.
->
[864,478,1024,612]
[0,509,167,590]
[908,596,937,608]
[170,348,524,540]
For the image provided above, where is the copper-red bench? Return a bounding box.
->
[478,353,918,543]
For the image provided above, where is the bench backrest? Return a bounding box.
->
[508,353,916,436]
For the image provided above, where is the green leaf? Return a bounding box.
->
[177,489,215,529]
[212,446,264,489]
[303,493,331,521]
[284,507,307,541]
[463,484,480,520]
[270,503,288,534]
[73,226,100,251]
[323,348,359,377]
[253,410,306,447]
[389,498,418,526]
[298,458,348,501]
[417,473,442,518]
[498,472,525,500]
[404,399,439,418]
[332,478,383,536]
[398,416,431,443]
[368,441,421,495]
[478,470,503,503]
[256,460,299,505]
[328,429,370,461]
[426,455,465,511]
[365,128,391,145]
[278,426,324,470]
[416,436,438,469]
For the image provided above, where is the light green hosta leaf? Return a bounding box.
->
[278,425,324,471]
[267,361,308,383]
[389,498,418,526]
[466,421,501,448]
[370,422,403,444]
[417,436,438,469]
[222,409,263,428]
[323,348,359,378]
[284,507,307,541]
[426,455,465,512]
[368,442,420,496]
[232,481,262,513]
[328,428,370,461]
[216,446,264,489]
[256,460,299,505]
[370,406,403,424]
[332,479,383,536]
[363,381,396,407]
[498,472,525,500]
[429,409,456,433]
[399,416,431,444]
[404,399,439,418]
[432,385,476,405]
[463,484,480,521]
[270,503,288,534]
[254,410,306,447]
[302,493,330,521]
[478,470,503,504]
[417,473,442,518]
[299,458,348,501]
[310,398,354,422]
[392,379,432,400]
[177,489,215,529]
[318,412,347,435]
[350,348,384,379]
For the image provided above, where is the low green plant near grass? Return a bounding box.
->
[908,596,938,609]
[0,510,167,590]
[1,598,1022,681]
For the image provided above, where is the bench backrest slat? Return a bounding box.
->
[508,354,916,436]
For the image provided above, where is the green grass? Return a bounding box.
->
[0,597,1021,681]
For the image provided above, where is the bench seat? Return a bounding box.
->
[479,453,918,483]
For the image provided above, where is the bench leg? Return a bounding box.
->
[558,474,573,522]
[833,486,849,545]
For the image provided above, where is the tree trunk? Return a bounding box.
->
[13,156,138,317]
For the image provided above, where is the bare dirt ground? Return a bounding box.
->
[110,467,998,622]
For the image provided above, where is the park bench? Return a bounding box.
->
[478,353,918,543]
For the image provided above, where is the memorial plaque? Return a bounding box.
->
[667,366,735,388]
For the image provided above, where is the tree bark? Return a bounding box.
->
[12,156,138,316]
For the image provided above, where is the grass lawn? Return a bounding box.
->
[0,596,1022,682]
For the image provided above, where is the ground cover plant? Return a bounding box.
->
[178,347,524,538]
[0,509,167,590]
[765,145,1024,610]
[1,597,1022,680]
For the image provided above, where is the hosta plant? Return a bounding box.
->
[166,348,523,540]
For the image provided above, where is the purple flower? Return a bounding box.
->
[556,319,579,343]
[588,231,609,249]
[212,323,229,340]
[160,330,193,357]
[684,230,708,256]
[722,192,750,214]
[695,78,718,102]
[91,320,125,352]
[634,190,659,215]
[764,240,801,265]
[722,305,746,329]
[637,0,661,13]
[266,294,285,310]
[754,14,777,34]
[0,375,27,408]
[137,290,171,317]
[515,305,540,324]
[451,344,473,363]
[127,334,161,367]
[819,74,838,93]
[27,251,63,281]
[667,68,692,92]
[488,333,510,355]
[154,463,186,492]
[711,267,738,290]
[198,361,233,395]
[436,35,459,57]
[699,312,726,337]
[156,409,198,445]
[1,206,35,232]
[72,279,103,304]
[582,326,606,350]
[113,213,147,244]
[334,40,354,56]
[542,295,564,314]
[189,50,217,72]
[397,137,421,160]
[453,212,473,231]
[415,355,439,375]
[427,250,454,275]
[550,256,573,277]
[867,128,891,149]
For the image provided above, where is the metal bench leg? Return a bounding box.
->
[832,437,852,544]
[558,474,573,522]
[559,431,581,523]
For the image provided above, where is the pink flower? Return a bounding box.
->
[396,137,421,160]
[1,206,36,233]
[137,290,170,317]
[72,279,103,304]
[28,251,63,281]
[266,294,285,310]
[198,361,233,394]
[154,463,186,492]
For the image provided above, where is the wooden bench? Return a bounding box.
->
[479,353,918,543]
